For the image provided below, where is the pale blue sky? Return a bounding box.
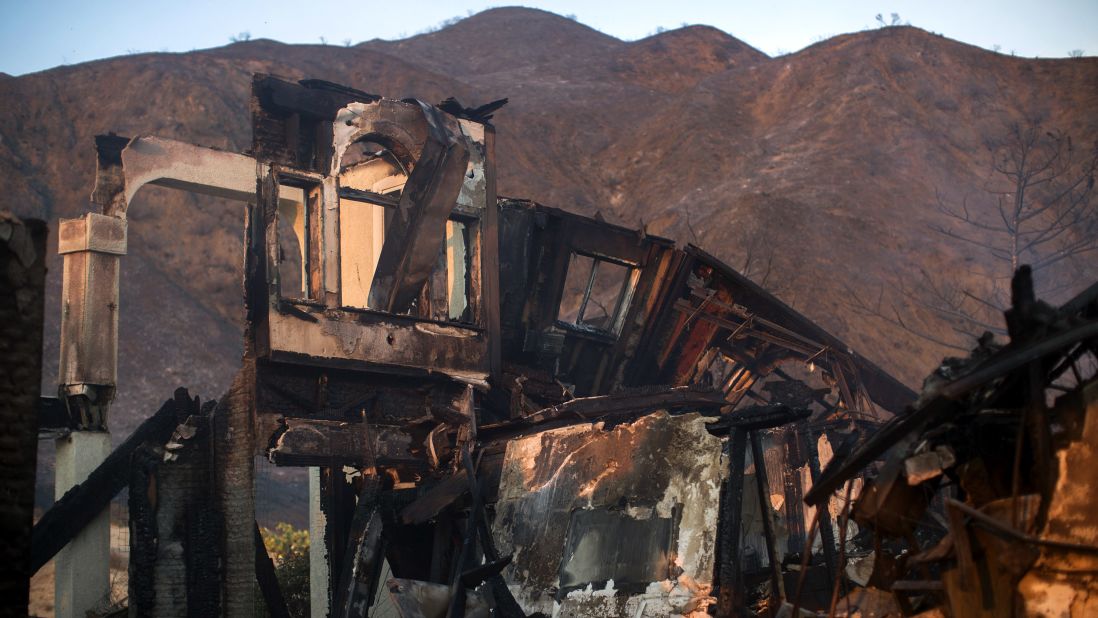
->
[2,0,1095,76]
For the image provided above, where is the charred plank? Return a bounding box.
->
[31,389,198,573]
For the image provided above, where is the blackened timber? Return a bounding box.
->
[803,429,838,584]
[489,385,727,434]
[322,467,358,606]
[253,74,379,120]
[706,404,812,435]
[368,103,470,313]
[400,470,470,525]
[269,417,423,468]
[482,125,502,379]
[783,429,808,554]
[455,444,524,617]
[716,428,749,616]
[334,479,385,618]
[474,511,526,618]
[447,446,483,618]
[31,389,197,573]
[750,432,785,605]
[214,366,258,617]
[255,522,291,618]
[128,446,159,615]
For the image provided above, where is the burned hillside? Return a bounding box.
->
[2,10,1096,446]
[7,71,1096,618]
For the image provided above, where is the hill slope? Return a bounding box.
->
[3,6,1097,445]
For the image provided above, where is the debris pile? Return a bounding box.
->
[800,267,1098,616]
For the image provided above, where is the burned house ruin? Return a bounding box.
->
[23,74,1097,618]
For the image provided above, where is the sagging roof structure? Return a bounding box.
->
[38,75,919,617]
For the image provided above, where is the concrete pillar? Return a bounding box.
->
[54,431,111,618]
[309,467,330,618]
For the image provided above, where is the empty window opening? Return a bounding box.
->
[277,185,308,299]
[557,252,639,336]
[425,219,472,322]
[339,197,388,309]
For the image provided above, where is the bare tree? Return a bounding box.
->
[936,122,1097,285]
[850,120,1098,349]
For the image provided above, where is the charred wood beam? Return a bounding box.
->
[705,404,812,436]
[399,449,505,527]
[253,74,379,120]
[333,479,385,618]
[400,470,470,525]
[322,467,359,607]
[683,292,828,353]
[268,416,424,468]
[440,444,520,618]
[944,498,1098,555]
[804,316,1098,506]
[474,512,526,618]
[803,429,838,584]
[127,446,158,615]
[337,186,399,208]
[447,446,483,618]
[750,432,785,606]
[368,103,470,313]
[480,385,728,442]
[31,389,197,573]
[462,450,525,618]
[716,428,749,616]
[1060,279,1098,317]
[215,366,258,618]
[255,522,291,618]
[715,406,810,616]
[783,428,808,555]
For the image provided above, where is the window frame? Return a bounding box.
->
[274,175,320,302]
[555,250,641,338]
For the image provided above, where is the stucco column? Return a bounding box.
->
[309,467,330,618]
[54,431,112,617]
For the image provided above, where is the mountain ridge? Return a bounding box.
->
[2,7,1096,441]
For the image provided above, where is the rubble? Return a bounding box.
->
[805,268,1098,616]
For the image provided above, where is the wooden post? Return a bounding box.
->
[321,466,358,614]
[803,429,837,583]
[750,431,786,604]
[717,427,748,616]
